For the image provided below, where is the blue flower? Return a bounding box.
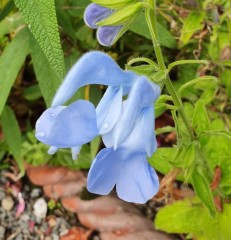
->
[87,77,161,203]
[84,3,123,46]
[36,51,137,158]
[35,51,161,203]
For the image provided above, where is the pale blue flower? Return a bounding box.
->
[35,51,161,203]
[87,77,161,203]
[36,51,137,158]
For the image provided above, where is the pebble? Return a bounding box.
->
[1,196,14,211]
[21,213,30,222]
[15,234,23,240]
[59,229,68,236]
[44,237,52,240]
[0,171,80,240]
[0,226,6,239]
[48,217,57,228]
[0,189,6,200]
[30,188,41,198]
[52,233,59,240]
[33,198,47,219]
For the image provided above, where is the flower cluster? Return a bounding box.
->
[35,51,161,203]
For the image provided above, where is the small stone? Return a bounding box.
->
[1,196,14,211]
[0,189,6,200]
[48,217,57,228]
[59,229,68,237]
[30,188,41,198]
[21,214,30,222]
[33,198,47,219]
[52,233,59,240]
[44,237,52,240]
[0,226,6,238]
[15,234,23,240]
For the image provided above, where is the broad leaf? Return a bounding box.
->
[14,0,65,79]
[149,147,177,175]
[30,34,61,106]
[156,198,231,240]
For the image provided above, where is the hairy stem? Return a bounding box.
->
[145,0,195,140]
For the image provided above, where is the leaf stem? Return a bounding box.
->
[145,0,195,141]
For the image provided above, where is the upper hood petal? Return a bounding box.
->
[51,51,137,107]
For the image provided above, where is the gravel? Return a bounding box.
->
[0,171,79,239]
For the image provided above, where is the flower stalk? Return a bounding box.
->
[145,0,195,141]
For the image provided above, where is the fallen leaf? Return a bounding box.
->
[43,179,86,199]
[27,165,85,186]
[78,211,153,233]
[61,196,140,215]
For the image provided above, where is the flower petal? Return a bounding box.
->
[35,106,66,142]
[116,152,159,204]
[96,86,123,134]
[51,51,136,107]
[113,77,160,148]
[84,3,113,29]
[122,105,157,156]
[36,100,98,148]
[48,146,58,154]
[97,25,123,46]
[71,146,82,160]
[87,148,123,195]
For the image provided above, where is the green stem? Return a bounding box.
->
[145,0,195,140]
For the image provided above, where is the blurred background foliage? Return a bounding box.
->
[0,0,231,239]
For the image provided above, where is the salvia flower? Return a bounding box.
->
[84,2,142,46]
[88,77,161,203]
[35,51,161,203]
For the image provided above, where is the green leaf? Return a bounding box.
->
[0,28,30,115]
[201,118,231,194]
[129,13,177,49]
[56,7,76,40]
[0,12,24,38]
[156,199,231,240]
[30,33,61,106]
[191,165,216,216]
[91,0,137,9]
[179,12,204,46]
[23,84,42,101]
[155,198,209,234]
[14,0,65,80]
[1,106,24,174]
[0,0,15,21]
[97,2,143,26]
[192,100,210,136]
[149,147,177,175]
